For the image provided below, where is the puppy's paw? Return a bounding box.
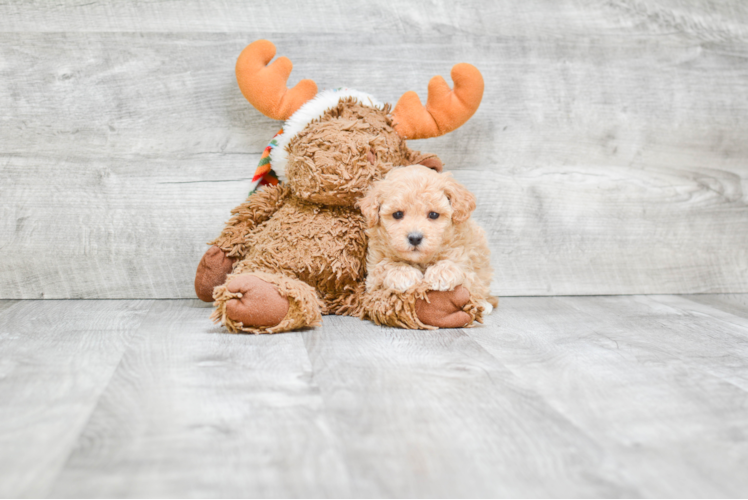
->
[425,260,465,291]
[383,265,424,292]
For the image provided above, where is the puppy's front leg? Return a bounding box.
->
[369,260,424,293]
[424,260,465,291]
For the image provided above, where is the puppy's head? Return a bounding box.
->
[358,165,476,264]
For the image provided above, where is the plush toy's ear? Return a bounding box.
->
[357,187,381,228]
[443,175,476,224]
[417,156,443,173]
[408,152,443,172]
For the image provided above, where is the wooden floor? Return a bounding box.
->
[0,295,746,498]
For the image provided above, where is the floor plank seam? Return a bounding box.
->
[40,300,159,497]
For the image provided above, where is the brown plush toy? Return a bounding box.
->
[195,40,484,333]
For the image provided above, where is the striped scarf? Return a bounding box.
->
[248,129,283,196]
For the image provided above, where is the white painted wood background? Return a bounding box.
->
[1,0,747,299]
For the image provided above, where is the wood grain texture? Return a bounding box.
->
[1,1,747,298]
[301,317,633,497]
[0,296,747,497]
[1,155,253,299]
[685,293,748,319]
[1,0,747,38]
[0,299,153,497]
[48,300,351,498]
[467,295,748,497]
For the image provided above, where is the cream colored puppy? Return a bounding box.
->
[358,165,498,314]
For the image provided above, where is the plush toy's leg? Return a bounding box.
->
[195,245,236,302]
[322,282,366,318]
[362,283,483,329]
[211,271,322,334]
[415,286,480,328]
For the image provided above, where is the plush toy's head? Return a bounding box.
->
[284,96,407,206]
[235,40,484,207]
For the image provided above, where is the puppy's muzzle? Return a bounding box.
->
[408,232,424,247]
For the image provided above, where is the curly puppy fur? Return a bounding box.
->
[359,165,498,321]
[208,99,441,333]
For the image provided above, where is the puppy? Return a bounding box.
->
[358,165,498,315]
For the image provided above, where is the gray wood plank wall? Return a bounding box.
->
[2,0,747,299]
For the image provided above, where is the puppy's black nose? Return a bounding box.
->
[408,232,423,247]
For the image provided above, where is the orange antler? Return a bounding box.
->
[235,40,318,121]
[392,63,484,140]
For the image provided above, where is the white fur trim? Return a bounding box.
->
[247,177,261,194]
[269,88,382,179]
[479,301,493,315]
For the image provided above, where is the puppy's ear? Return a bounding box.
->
[444,176,476,224]
[357,187,381,228]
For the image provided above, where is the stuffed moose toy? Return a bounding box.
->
[195,40,484,333]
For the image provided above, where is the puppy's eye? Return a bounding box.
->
[428,211,440,220]
[392,211,404,220]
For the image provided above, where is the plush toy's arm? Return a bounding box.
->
[210,183,291,259]
[361,282,483,329]
[195,183,290,302]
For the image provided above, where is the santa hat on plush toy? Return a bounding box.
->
[235,40,484,194]
[247,88,383,194]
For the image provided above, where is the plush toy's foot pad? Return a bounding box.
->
[195,245,235,302]
[415,285,472,328]
[225,275,290,328]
